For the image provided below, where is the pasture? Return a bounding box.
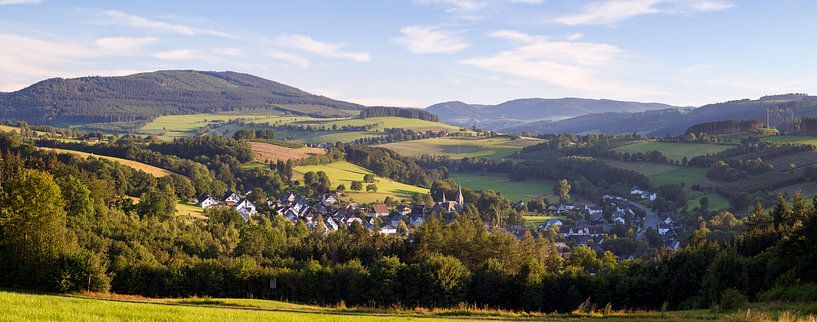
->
[379,136,543,160]
[448,171,556,202]
[602,160,710,186]
[249,141,325,162]
[141,112,319,139]
[39,147,173,177]
[307,116,460,132]
[3,290,808,321]
[612,141,730,163]
[762,135,817,146]
[294,161,428,203]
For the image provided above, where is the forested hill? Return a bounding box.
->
[426,98,679,130]
[504,94,817,135]
[0,70,363,125]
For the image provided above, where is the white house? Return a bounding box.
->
[198,194,218,208]
[223,192,241,206]
[234,199,257,219]
[380,224,398,235]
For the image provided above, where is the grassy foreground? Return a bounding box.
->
[3,290,815,321]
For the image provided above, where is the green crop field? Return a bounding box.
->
[448,171,556,202]
[379,136,543,160]
[294,161,428,203]
[762,135,817,146]
[305,117,460,132]
[603,160,710,186]
[612,141,730,163]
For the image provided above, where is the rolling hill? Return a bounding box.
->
[0,70,362,126]
[504,94,817,135]
[426,98,680,130]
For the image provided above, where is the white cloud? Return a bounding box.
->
[0,34,152,91]
[509,0,543,4]
[278,34,370,62]
[394,25,469,54]
[0,0,40,4]
[566,32,584,41]
[102,10,235,38]
[461,30,662,98]
[553,0,734,26]
[95,37,157,53]
[267,49,311,69]
[152,49,204,61]
[414,0,485,12]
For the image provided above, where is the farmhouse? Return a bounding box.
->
[197,194,218,208]
[370,203,390,217]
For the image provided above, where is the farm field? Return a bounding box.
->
[141,112,318,139]
[379,136,543,160]
[688,192,730,212]
[294,161,428,203]
[3,290,809,322]
[762,135,817,146]
[274,129,385,144]
[176,203,207,220]
[301,116,460,132]
[612,141,730,163]
[603,160,710,186]
[38,147,173,177]
[249,141,325,162]
[448,171,556,202]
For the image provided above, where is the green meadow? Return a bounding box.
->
[762,135,817,146]
[612,141,730,163]
[448,171,556,202]
[379,136,543,160]
[294,161,428,203]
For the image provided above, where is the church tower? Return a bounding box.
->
[456,183,464,205]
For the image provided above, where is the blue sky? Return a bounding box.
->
[1,0,816,107]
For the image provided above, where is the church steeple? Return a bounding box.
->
[457,182,464,205]
[441,191,446,203]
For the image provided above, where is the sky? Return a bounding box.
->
[1,0,816,108]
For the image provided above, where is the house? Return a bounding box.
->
[321,193,338,207]
[544,218,563,228]
[370,203,390,217]
[396,204,413,216]
[612,210,627,225]
[281,192,297,204]
[324,217,339,231]
[409,215,425,227]
[223,191,241,206]
[198,194,219,208]
[234,199,257,219]
[585,204,603,216]
[380,224,398,235]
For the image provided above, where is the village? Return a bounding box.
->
[197,183,682,259]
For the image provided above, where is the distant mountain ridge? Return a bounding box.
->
[0,70,362,125]
[504,94,817,135]
[426,98,680,130]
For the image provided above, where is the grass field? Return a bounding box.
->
[612,141,730,163]
[603,160,710,186]
[4,290,812,321]
[688,192,730,211]
[249,141,325,162]
[176,203,207,220]
[303,117,460,132]
[379,136,543,160]
[762,135,817,146]
[448,171,556,202]
[294,161,428,203]
[39,147,173,177]
[141,112,320,139]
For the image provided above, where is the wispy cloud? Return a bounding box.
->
[102,10,235,38]
[461,30,662,98]
[0,33,149,91]
[394,25,469,54]
[414,0,485,12]
[0,0,40,5]
[95,37,157,53]
[553,0,734,26]
[267,49,311,69]
[278,34,370,62]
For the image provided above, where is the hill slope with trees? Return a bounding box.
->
[0,70,362,125]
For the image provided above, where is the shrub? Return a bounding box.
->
[719,288,747,310]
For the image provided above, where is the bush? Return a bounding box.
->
[758,283,817,303]
[719,288,747,310]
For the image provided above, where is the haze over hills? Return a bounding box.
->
[0,70,362,126]
[426,98,681,130]
[504,94,817,136]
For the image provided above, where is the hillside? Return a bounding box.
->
[505,94,817,135]
[0,70,362,125]
[426,98,679,130]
